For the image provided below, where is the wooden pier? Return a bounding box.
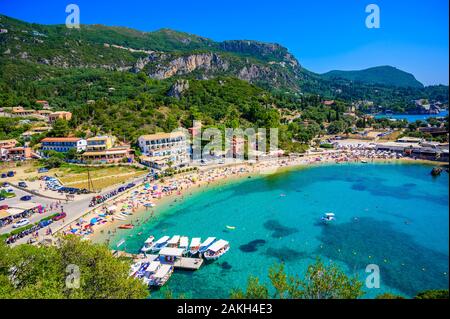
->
[111,251,203,270]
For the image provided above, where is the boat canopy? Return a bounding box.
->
[167,235,180,245]
[159,247,185,257]
[207,239,229,253]
[147,261,161,272]
[325,213,335,217]
[144,236,154,244]
[154,236,170,245]
[200,237,216,247]
[153,264,172,279]
[190,238,201,247]
[179,236,189,248]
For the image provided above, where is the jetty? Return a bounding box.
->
[111,250,203,270]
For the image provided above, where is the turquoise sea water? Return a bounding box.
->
[109,163,449,299]
[374,111,448,122]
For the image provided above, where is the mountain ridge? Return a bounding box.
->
[0,14,444,101]
[322,66,424,88]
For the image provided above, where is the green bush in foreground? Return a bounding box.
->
[0,236,148,299]
[231,259,364,299]
[414,289,449,299]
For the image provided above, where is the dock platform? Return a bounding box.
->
[144,254,204,270]
[112,251,204,270]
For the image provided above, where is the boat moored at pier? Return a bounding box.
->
[203,239,230,260]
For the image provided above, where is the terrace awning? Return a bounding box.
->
[159,247,184,257]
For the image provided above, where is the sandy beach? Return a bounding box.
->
[57,148,444,246]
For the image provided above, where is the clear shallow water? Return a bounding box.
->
[109,163,449,299]
[374,111,448,122]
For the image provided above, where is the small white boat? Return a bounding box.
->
[141,235,155,253]
[149,264,174,287]
[179,236,189,253]
[150,236,170,252]
[142,261,161,285]
[203,239,230,260]
[321,212,336,223]
[198,237,216,254]
[116,238,126,248]
[167,235,180,248]
[189,237,201,255]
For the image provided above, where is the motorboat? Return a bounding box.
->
[118,224,134,229]
[198,237,216,254]
[142,261,161,285]
[203,239,230,260]
[149,264,174,287]
[150,235,170,252]
[166,235,180,248]
[179,236,189,254]
[141,235,155,253]
[189,237,201,255]
[321,213,336,223]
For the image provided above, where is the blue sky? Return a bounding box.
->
[0,0,448,85]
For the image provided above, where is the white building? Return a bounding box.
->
[138,132,189,169]
[40,137,87,153]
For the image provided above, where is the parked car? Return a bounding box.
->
[52,212,67,221]
[13,219,30,228]
[0,197,5,201]
[18,181,28,188]
[7,171,14,177]
[38,168,49,173]
[1,173,7,178]
[20,195,32,201]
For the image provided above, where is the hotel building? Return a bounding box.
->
[81,136,133,163]
[138,132,189,169]
[40,137,87,153]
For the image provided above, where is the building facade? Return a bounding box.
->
[138,132,189,169]
[40,137,87,153]
[81,136,133,163]
[48,111,72,123]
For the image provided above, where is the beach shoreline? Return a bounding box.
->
[74,152,444,246]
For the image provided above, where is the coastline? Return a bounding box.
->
[80,153,444,246]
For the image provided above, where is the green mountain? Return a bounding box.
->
[0,14,447,114]
[322,66,424,88]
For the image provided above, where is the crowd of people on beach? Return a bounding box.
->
[38,148,410,243]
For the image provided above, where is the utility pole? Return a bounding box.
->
[86,165,95,193]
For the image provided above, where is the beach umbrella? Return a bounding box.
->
[90,218,98,224]
[153,185,158,190]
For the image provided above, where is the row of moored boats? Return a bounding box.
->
[141,235,230,261]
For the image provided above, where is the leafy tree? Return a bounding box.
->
[0,236,148,299]
[414,289,449,299]
[375,293,405,299]
[48,119,70,137]
[230,276,269,299]
[231,259,364,299]
[296,259,364,299]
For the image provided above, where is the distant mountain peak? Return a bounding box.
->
[322,65,424,88]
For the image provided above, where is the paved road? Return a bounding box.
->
[1,174,148,244]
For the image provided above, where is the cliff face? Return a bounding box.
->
[146,53,229,80]
[141,48,302,91]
